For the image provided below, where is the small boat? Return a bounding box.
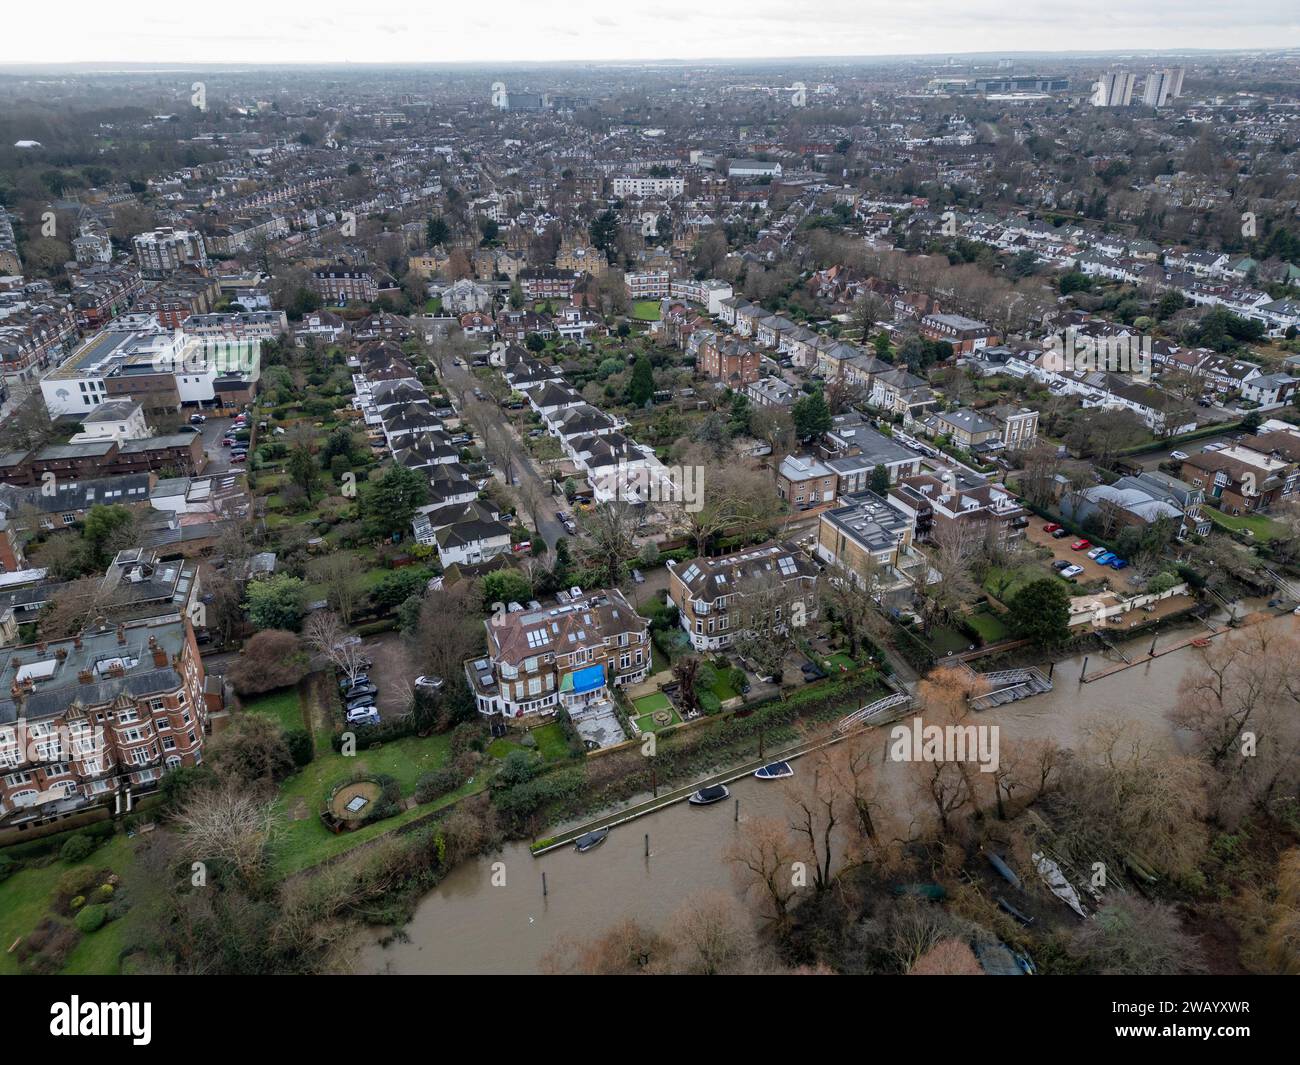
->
[1191,638,1211,648]
[753,761,793,780]
[573,828,609,853]
[688,784,730,806]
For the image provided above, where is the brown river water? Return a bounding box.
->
[357,606,1297,974]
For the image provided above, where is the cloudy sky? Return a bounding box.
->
[2,0,1296,65]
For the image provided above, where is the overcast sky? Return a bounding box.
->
[2,0,1296,65]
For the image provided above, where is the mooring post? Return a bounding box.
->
[734,798,739,822]
[644,833,649,858]
[1047,661,1054,681]
[1149,634,1158,658]
[1080,655,1089,682]
[542,871,548,897]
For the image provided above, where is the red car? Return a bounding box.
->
[230,452,247,462]
[1043,522,1061,533]
[1071,538,1091,551]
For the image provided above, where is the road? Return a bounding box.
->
[439,359,567,551]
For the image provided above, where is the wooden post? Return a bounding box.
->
[651,764,657,799]
[644,833,649,858]
[542,871,548,897]
[1080,655,1089,682]
[734,798,740,822]
[1047,661,1054,681]
[1149,634,1158,658]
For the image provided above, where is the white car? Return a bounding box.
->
[1060,564,1084,579]
[346,707,381,726]
[1086,546,1107,560]
[1169,450,1189,461]
[414,675,444,692]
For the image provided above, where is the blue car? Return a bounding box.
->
[1109,557,1128,570]
[1094,551,1116,565]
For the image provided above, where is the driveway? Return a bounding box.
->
[360,630,418,721]
[440,359,567,550]
[1025,521,1129,583]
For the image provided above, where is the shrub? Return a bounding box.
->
[0,854,15,881]
[60,834,95,863]
[283,728,314,767]
[96,883,115,901]
[414,766,466,804]
[74,904,108,934]
[70,895,86,910]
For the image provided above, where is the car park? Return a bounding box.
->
[343,682,378,700]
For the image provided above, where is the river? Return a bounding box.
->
[356,606,1296,974]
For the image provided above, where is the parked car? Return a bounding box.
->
[344,682,378,700]
[346,707,381,726]
[631,568,645,584]
[1202,442,1226,452]
[1086,546,1107,560]
[1052,559,1072,571]
[1051,527,1070,539]
[230,453,247,462]
[1060,564,1084,579]
[1169,450,1189,461]
[345,694,377,713]
[220,437,233,447]
[1094,552,1117,565]
[189,413,206,424]
[1043,522,1061,533]
[414,675,445,692]
[1108,557,1129,570]
[177,425,200,434]
[339,673,370,691]
[1070,538,1091,551]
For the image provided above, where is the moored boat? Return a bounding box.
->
[753,761,793,780]
[688,784,730,805]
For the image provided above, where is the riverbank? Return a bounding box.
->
[356,608,1299,974]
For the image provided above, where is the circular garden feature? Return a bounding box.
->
[329,778,384,824]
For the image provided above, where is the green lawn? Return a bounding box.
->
[242,688,305,733]
[966,610,1011,643]
[0,834,135,975]
[633,692,671,715]
[631,300,662,322]
[634,708,682,734]
[925,625,973,656]
[268,733,458,876]
[1206,508,1285,541]
[824,652,858,673]
[530,723,570,762]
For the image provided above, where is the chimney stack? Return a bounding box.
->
[73,636,83,650]
[78,669,94,684]
[152,643,168,669]
[116,625,126,645]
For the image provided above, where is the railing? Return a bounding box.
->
[834,691,913,734]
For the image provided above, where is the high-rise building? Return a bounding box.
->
[1142,67,1185,107]
[1091,72,1136,107]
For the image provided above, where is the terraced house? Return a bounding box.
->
[465,588,650,721]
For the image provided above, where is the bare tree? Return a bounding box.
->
[308,554,366,625]
[303,611,366,682]
[172,783,279,886]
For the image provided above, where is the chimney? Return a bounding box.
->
[78,669,94,684]
[36,641,46,654]
[152,643,168,669]
[73,636,83,650]
[55,648,67,662]
[116,625,126,645]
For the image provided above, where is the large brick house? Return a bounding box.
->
[0,617,216,833]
